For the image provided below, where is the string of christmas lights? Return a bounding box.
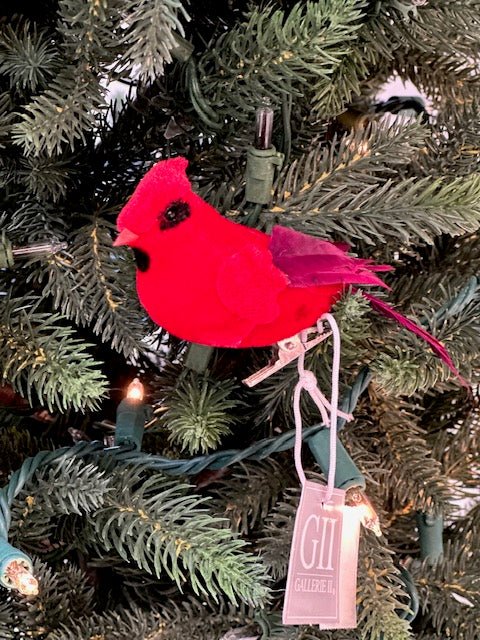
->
[0,270,475,610]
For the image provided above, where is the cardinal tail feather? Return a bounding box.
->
[362,292,470,389]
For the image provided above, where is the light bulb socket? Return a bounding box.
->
[416,511,443,562]
[0,540,34,590]
[308,428,366,490]
[115,400,151,450]
[185,343,214,373]
[245,147,284,205]
[0,233,14,269]
[171,33,194,62]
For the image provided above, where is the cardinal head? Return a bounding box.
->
[113,157,196,246]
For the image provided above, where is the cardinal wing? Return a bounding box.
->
[269,225,391,288]
[217,244,287,323]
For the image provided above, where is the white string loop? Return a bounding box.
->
[293,314,346,503]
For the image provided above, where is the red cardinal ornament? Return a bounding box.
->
[114,157,463,381]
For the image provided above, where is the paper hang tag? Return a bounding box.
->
[283,480,360,628]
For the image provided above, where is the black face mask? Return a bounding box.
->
[132,248,150,272]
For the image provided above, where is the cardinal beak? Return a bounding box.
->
[113,228,140,247]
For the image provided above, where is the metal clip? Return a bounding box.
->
[242,330,332,387]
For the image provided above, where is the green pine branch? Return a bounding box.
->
[357,533,413,640]
[0,22,61,93]
[273,120,426,205]
[11,67,104,156]
[267,123,480,246]
[392,271,480,311]
[209,459,294,534]
[332,290,374,368]
[258,488,299,580]
[38,217,150,359]
[44,605,158,640]
[9,457,112,553]
[370,337,474,398]
[386,53,479,117]
[289,172,480,246]
[190,0,369,127]
[415,105,480,179]
[17,154,73,202]
[0,558,94,638]
[161,372,240,454]
[57,0,119,62]
[4,559,94,638]
[369,1,480,74]
[411,538,480,640]
[0,195,67,241]
[0,296,108,412]
[0,602,14,640]
[449,503,480,544]
[114,0,191,83]
[432,399,480,489]
[44,597,257,640]
[7,0,122,157]
[0,425,52,480]
[429,236,480,280]
[0,92,16,149]
[314,14,380,118]
[365,0,480,118]
[370,280,480,394]
[152,597,258,640]
[13,457,111,519]
[368,390,451,513]
[93,466,270,606]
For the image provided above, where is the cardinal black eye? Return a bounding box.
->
[159,200,191,230]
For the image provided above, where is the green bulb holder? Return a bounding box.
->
[245,146,284,205]
[171,33,195,62]
[308,427,366,490]
[416,511,443,562]
[185,343,214,373]
[0,233,14,269]
[114,401,151,450]
[0,539,33,590]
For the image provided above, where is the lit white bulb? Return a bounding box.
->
[345,487,382,537]
[126,378,144,401]
[4,560,39,596]
[12,240,67,260]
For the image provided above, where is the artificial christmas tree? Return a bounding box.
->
[0,1,479,638]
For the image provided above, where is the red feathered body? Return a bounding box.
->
[113,157,465,384]
[133,199,342,346]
